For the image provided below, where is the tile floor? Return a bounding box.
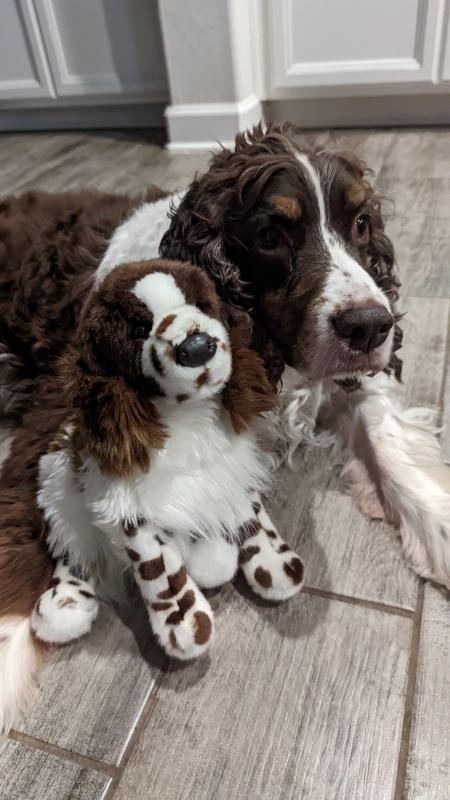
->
[0,127,449,800]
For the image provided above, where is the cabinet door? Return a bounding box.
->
[267,0,444,95]
[0,0,55,101]
[443,10,450,81]
[34,0,168,100]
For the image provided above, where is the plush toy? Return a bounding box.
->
[33,259,304,660]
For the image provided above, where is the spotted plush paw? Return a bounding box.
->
[239,503,304,601]
[147,559,214,660]
[31,578,99,644]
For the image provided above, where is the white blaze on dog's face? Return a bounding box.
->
[132,270,232,400]
[84,260,232,404]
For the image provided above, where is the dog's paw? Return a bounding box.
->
[31,579,99,644]
[148,575,214,661]
[239,527,304,601]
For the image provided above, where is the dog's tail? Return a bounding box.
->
[0,615,47,733]
[338,378,450,589]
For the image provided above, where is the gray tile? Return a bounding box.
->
[17,603,163,766]
[114,587,411,800]
[0,738,109,800]
[398,297,449,410]
[268,449,418,609]
[405,586,450,800]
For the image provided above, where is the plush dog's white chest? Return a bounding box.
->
[38,401,268,586]
[82,400,267,540]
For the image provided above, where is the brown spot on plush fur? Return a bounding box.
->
[158,588,175,600]
[237,519,260,541]
[176,394,189,403]
[169,629,178,649]
[155,314,176,338]
[178,590,195,616]
[284,557,304,584]
[139,556,165,581]
[254,566,272,588]
[152,601,173,611]
[193,611,212,644]
[238,545,260,565]
[168,566,187,594]
[151,346,164,375]
[126,548,140,562]
[196,370,209,388]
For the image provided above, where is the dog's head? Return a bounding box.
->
[160,123,401,383]
[62,259,274,476]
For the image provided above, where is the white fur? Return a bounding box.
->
[39,400,269,601]
[185,538,239,589]
[133,271,185,316]
[31,562,99,645]
[333,373,450,588]
[94,194,179,286]
[0,616,42,733]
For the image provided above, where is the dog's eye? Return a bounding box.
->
[132,321,152,339]
[353,214,370,243]
[258,226,282,250]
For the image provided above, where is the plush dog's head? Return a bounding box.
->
[160,123,402,383]
[63,259,274,476]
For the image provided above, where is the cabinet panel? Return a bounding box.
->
[443,10,450,80]
[268,0,445,93]
[0,0,54,100]
[34,0,168,99]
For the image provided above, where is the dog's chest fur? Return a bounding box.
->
[38,399,268,588]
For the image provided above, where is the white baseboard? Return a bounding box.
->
[0,103,166,131]
[266,95,450,127]
[165,94,264,152]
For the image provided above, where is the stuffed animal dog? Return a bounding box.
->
[34,260,305,661]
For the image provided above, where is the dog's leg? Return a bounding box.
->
[122,520,214,660]
[238,493,304,600]
[333,373,450,589]
[31,560,99,644]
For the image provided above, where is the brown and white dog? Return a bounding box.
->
[0,258,305,731]
[0,123,449,724]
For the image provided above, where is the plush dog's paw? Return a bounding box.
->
[239,526,304,601]
[148,572,214,661]
[31,579,99,644]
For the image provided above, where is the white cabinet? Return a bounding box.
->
[0,0,54,100]
[0,0,167,106]
[33,0,167,100]
[266,0,450,96]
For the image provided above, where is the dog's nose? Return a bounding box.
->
[333,306,393,353]
[176,333,217,367]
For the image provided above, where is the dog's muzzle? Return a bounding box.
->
[176,333,217,367]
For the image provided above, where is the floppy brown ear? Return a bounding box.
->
[60,348,166,478]
[221,306,276,434]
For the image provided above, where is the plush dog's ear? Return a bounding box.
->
[60,347,166,478]
[221,305,276,433]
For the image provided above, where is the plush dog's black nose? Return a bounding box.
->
[176,333,217,367]
[333,306,393,353]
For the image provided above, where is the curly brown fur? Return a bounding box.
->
[0,379,68,617]
[0,187,168,416]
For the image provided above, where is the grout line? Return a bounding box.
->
[394,580,425,800]
[302,585,416,618]
[102,661,169,800]
[8,730,117,778]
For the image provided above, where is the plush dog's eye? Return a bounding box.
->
[132,321,152,339]
[352,214,370,243]
[258,226,282,250]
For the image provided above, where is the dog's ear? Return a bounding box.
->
[61,349,166,477]
[221,305,276,433]
[159,181,248,306]
[60,286,167,478]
